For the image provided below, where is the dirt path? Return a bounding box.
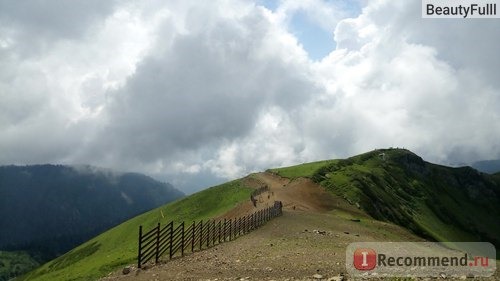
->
[224,172,364,218]
[103,209,424,281]
[101,173,500,281]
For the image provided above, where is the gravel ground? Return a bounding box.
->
[101,173,499,281]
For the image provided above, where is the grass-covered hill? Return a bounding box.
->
[0,165,184,280]
[272,148,500,248]
[19,180,252,281]
[18,149,500,280]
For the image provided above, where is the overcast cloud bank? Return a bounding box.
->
[1,0,499,193]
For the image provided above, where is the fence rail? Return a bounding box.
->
[138,200,283,268]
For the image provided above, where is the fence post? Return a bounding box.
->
[249,214,252,231]
[242,216,246,234]
[212,220,216,245]
[246,215,249,233]
[168,221,174,259]
[154,223,160,263]
[206,220,210,248]
[218,221,221,243]
[191,221,195,253]
[199,220,203,250]
[223,219,227,241]
[138,225,143,268]
[181,221,185,256]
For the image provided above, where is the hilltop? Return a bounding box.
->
[0,165,183,280]
[19,149,500,280]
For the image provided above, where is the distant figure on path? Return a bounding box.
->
[251,195,257,207]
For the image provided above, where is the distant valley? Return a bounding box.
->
[0,165,184,280]
[472,159,500,174]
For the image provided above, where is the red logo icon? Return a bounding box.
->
[353,248,377,270]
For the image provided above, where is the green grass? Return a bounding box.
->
[413,203,476,242]
[269,159,337,179]
[0,251,39,281]
[274,148,500,251]
[18,148,500,280]
[20,180,252,281]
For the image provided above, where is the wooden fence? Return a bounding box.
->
[137,200,283,268]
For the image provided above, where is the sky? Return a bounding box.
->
[1,0,499,194]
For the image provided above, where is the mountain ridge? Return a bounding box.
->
[273,148,500,247]
[0,164,184,280]
[19,149,500,280]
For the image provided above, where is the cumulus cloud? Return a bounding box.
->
[1,0,499,192]
[0,0,118,55]
[317,0,500,164]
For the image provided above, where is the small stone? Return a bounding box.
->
[122,266,131,275]
[313,273,323,279]
[459,276,467,280]
[328,275,343,281]
[439,272,446,279]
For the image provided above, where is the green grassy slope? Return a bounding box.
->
[273,148,500,248]
[0,251,39,281]
[19,180,252,281]
[268,159,337,179]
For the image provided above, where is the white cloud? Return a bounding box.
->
[0,0,499,192]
